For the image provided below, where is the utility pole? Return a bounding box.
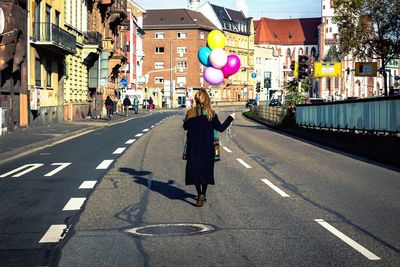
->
[170,40,173,108]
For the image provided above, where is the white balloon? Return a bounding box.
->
[209,48,228,69]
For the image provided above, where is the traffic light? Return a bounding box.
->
[256,82,261,92]
[298,55,309,79]
[290,60,295,71]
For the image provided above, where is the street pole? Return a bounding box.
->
[170,41,173,108]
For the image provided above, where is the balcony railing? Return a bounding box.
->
[32,22,76,54]
[110,0,127,14]
[83,32,103,48]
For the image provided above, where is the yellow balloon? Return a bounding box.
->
[207,30,226,50]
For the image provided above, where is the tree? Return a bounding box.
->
[333,0,400,96]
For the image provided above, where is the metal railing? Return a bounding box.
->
[33,22,76,53]
[296,96,400,133]
[250,104,287,124]
[83,32,103,48]
[110,0,127,13]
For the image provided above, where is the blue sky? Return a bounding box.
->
[135,0,321,19]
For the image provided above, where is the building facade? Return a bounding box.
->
[0,0,28,132]
[143,8,216,108]
[196,2,255,102]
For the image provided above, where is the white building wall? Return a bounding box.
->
[196,2,222,30]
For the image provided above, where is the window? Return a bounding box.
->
[55,10,60,26]
[155,47,165,54]
[177,61,187,69]
[155,77,164,84]
[177,47,187,54]
[46,60,52,88]
[35,58,41,86]
[200,32,205,39]
[177,32,187,39]
[155,32,164,39]
[155,62,164,69]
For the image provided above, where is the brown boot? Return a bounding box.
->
[195,195,205,207]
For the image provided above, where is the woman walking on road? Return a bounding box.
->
[183,89,235,207]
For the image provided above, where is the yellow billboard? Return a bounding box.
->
[355,62,378,77]
[314,62,342,77]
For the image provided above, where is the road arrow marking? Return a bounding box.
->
[44,163,72,177]
[62,197,86,211]
[261,179,290,197]
[39,224,67,243]
[315,219,380,260]
[0,164,44,178]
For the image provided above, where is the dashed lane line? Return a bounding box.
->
[62,197,86,211]
[39,224,67,243]
[79,180,97,189]
[96,160,114,170]
[261,178,290,197]
[135,133,144,137]
[223,146,232,153]
[112,147,127,154]
[237,158,252,169]
[315,219,381,260]
[125,139,136,144]
[142,128,150,132]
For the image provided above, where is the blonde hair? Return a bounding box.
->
[195,89,215,121]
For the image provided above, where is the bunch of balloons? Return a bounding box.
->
[197,30,241,85]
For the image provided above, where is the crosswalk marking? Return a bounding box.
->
[261,179,290,197]
[44,163,72,177]
[315,219,381,260]
[79,181,97,189]
[62,197,86,211]
[39,224,67,243]
[96,160,114,169]
[0,164,44,178]
[112,147,126,154]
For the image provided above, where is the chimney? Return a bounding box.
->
[188,0,200,10]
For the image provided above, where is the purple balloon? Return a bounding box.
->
[204,67,224,85]
[222,54,241,78]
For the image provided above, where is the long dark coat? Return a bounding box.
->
[183,109,233,185]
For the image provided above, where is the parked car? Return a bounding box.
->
[269,98,282,106]
[246,99,257,108]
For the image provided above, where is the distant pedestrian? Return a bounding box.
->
[105,96,113,119]
[183,89,235,207]
[149,97,153,111]
[123,95,131,116]
[132,96,139,114]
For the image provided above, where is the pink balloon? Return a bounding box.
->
[222,54,241,78]
[209,48,228,69]
[204,67,224,85]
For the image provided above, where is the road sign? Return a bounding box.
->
[355,62,377,77]
[120,77,128,88]
[395,76,400,81]
[251,72,257,79]
[314,62,342,77]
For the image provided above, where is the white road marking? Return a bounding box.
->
[44,163,71,177]
[112,147,127,154]
[142,128,150,132]
[96,160,114,170]
[0,164,44,178]
[79,180,97,189]
[223,146,232,153]
[135,133,144,137]
[261,179,290,197]
[62,197,86,211]
[39,224,67,243]
[150,125,155,128]
[125,139,136,144]
[237,158,252,168]
[315,219,381,260]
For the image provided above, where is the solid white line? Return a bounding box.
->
[125,139,136,144]
[315,219,381,260]
[223,146,232,153]
[96,160,114,170]
[39,224,67,243]
[44,163,72,177]
[142,128,150,132]
[0,164,44,178]
[261,179,290,197]
[79,180,97,189]
[237,158,252,168]
[135,133,144,137]
[112,147,126,154]
[62,197,86,211]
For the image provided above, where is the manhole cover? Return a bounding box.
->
[125,223,215,237]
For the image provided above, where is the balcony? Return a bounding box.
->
[109,0,127,23]
[83,32,103,48]
[32,22,76,55]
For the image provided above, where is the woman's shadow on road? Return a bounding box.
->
[119,167,197,206]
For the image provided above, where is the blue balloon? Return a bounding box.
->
[198,46,212,67]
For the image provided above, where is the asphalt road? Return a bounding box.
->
[1,108,399,266]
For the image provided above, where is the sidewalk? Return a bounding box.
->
[0,111,148,165]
